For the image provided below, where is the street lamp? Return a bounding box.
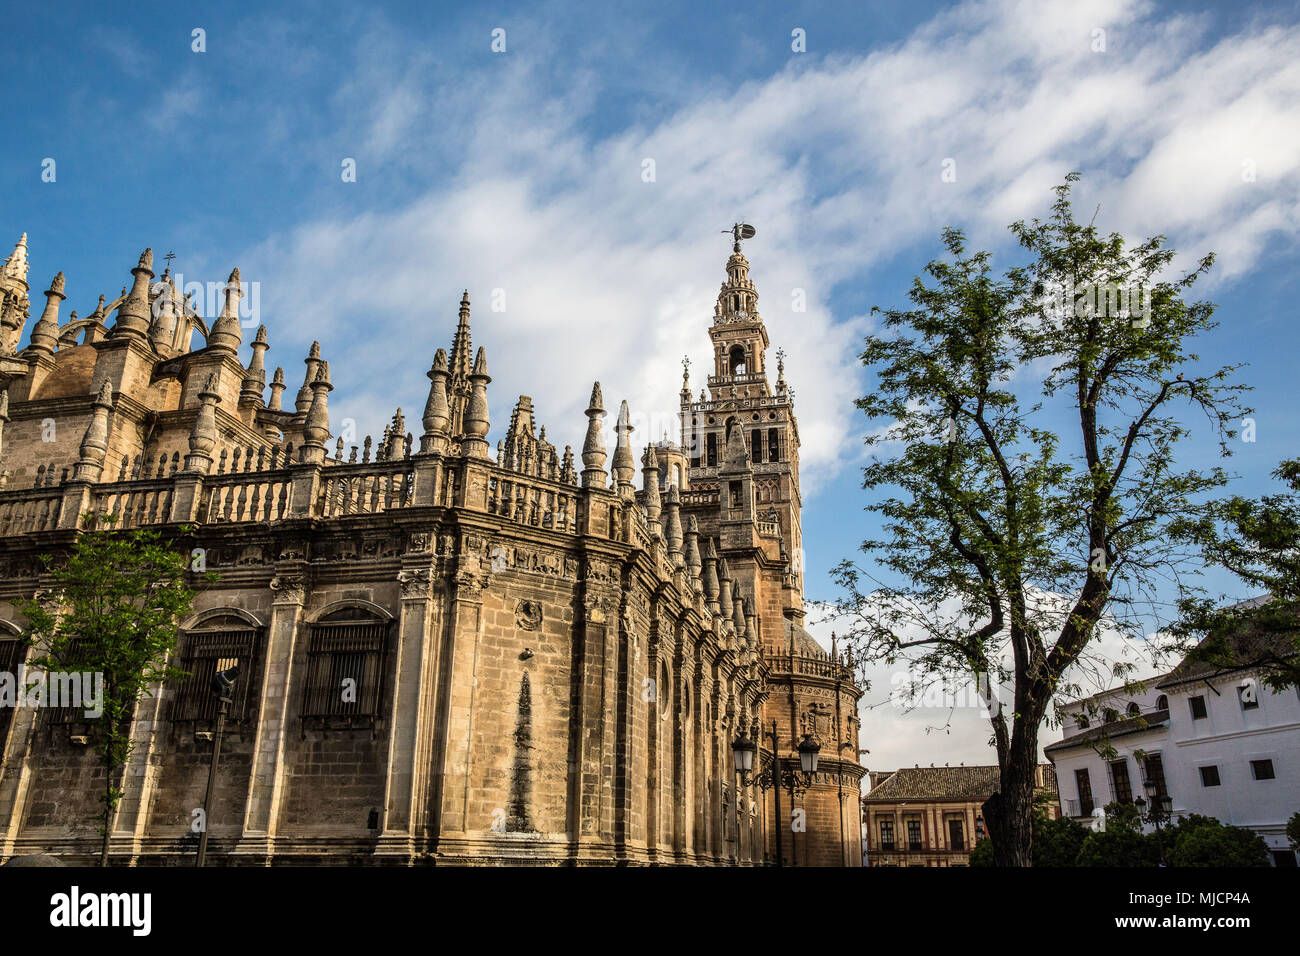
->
[732,721,820,867]
[1134,778,1173,867]
[196,663,239,868]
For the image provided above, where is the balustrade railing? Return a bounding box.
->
[0,487,63,535]
[316,460,414,517]
[765,652,854,681]
[486,470,578,533]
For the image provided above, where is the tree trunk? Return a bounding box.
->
[100,754,112,867]
[983,726,1039,866]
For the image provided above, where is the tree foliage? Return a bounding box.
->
[1163,814,1271,867]
[17,519,211,865]
[832,174,1248,865]
[1170,458,1300,691]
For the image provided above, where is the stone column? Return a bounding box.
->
[376,565,438,859]
[238,573,306,856]
[428,535,491,846]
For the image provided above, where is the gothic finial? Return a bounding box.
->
[581,382,607,487]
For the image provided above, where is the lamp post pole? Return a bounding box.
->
[769,721,784,868]
[196,664,239,868]
[731,722,819,868]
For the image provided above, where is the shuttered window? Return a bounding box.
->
[301,608,390,720]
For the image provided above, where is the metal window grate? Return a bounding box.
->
[0,638,24,739]
[171,629,258,722]
[301,620,389,719]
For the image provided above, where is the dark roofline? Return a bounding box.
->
[1045,709,1169,754]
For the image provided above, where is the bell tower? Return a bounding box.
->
[681,224,804,622]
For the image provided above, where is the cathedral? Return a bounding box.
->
[0,226,863,865]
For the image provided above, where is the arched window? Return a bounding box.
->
[171,611,263,723]
[0,623,24,743]
[1126,702,1140,718]
[302,605,392,722]
[1156,694,1168,711]
[706,433,718,467]
[751,428,763,462]
[729,345,747,376]
[768,428,780,462]
[672,463,683,488]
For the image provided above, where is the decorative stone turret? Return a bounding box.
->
[301,361,333,464]
[718,558,734,622]
[268,367,286,411]
[1,233,29,283]
[184,374,222,474]
[110,248,154,341]
[389,408,407,459]
[208,267,243,353]
[25,272,65,356]
[702,537,721,612]
[663,483,683,563]
[684,515,703,590]
[420,348,451,452]
[295,341,322,418]
[642,445,661,524]
[240,325,269,406]
[581,382,607,488]
[461,347,491,458]
[559,445,577,485]
[72,381,116,482]
[612,400,636,499]
[732,591,747,641]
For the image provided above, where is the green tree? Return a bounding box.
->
[1075,826,1159,867]
[1163,814,1270,867]
[832,174,1247,866]
[969,836,996,867]
[1100,800,1142,833]
[1032,815,1089,867]
[1287,810,1300,851]
[1171,458,1300,691]
[17,519,211,866]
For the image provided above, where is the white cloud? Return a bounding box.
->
[234,0,1300,500]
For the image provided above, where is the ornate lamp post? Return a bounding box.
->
[196,663,239,868]
[732,720,820,867]
[1134,779,1174,867]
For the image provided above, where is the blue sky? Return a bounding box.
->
[3,0,1298,767]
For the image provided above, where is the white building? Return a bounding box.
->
[1048,613,1299,866]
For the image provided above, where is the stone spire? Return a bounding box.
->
[208,267,243,352]
[460,346,491,457]
[240,324,269,406]
[25,272,65,356]
[449,290,474,379]
[581,382,607,488]
[642,445,661,524]
[268,367,286,411]
[110,248,154,341]
[685,514,703,588]
[702,537,721,612]
[295,341,322,417]
[663,483,684,561]
[612,400,636,498]
[421,348,451,452]
[300,361,333,463]
[732,591,747,641]
[1,234,28,283]
[718,558,734,621]
[73,380,116,481]
[184,374,222,473]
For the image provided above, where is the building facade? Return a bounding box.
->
[0,230,863,866]
[1047,617,1300,866]
[861,764,1058,867]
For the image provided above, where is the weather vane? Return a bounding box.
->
[723,222,757,252]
